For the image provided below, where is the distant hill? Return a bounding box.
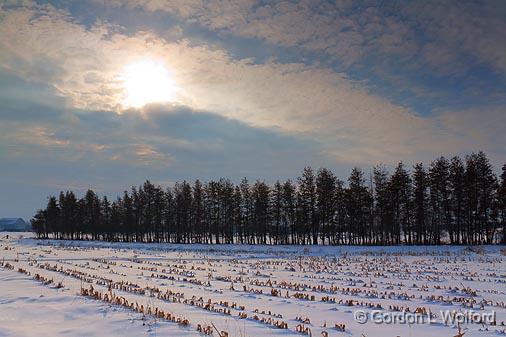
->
[0,218,31,231]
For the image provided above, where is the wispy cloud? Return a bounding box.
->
[2,2,493,167]
[116,1,506,74]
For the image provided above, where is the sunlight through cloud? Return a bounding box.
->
[120,59,179,108]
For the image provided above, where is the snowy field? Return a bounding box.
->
[1,233,505,337]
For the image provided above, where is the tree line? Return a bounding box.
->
[32,151,506,245]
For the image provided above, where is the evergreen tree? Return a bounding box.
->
[232,185,243,243]
[345,168,371,244]
[101,196,111,240]
[373,165,392,245]
[297,167,317,244]
[163,188,175,242]
[219,179,235,243]
[252,180,270,244]
[282,180,297,244]
[475,152,498,243]
[45,196,59,238]
[271,181,283,244]
[412,163,429,244]
[390,162,413,244]
[332,178,346,245]
[239,178,253,244]
[497,164,506,244]
[449,156,465,243]
[192,180,205,243]
[429,157,450,244]
[31,153,503,245]
[316,168,337,245]
[31,209,47,238]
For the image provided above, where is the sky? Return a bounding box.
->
[0,0,505,220]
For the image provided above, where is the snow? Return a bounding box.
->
[1,232,505,337]
[0,269,197,337]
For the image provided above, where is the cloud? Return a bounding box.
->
[0,89,326,177]
[0,1,504,170]
[108,0,506,113]
[0,96,330,219]
[402,2,506,75]
[436,106,506,160]
[1,1,505,220]
[114,1,506,74]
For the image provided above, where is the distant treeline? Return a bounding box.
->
[32,151,506,245]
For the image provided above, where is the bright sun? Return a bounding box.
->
[121,60,178,108]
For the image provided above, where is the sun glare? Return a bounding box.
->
[121,60,178,109]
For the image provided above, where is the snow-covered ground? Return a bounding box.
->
[1,232,505,337]
[0,269,194,337]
